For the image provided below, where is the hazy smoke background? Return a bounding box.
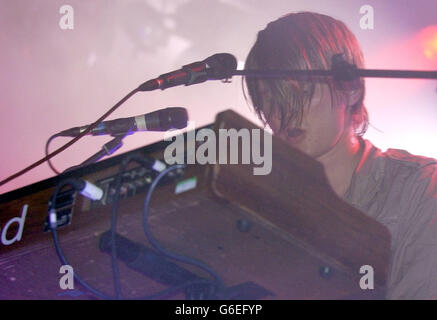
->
[1,0,436,194]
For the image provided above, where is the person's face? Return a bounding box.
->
[267,83,352,160]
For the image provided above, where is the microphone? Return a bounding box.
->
[138,53,238,91]
[57,107,188,137]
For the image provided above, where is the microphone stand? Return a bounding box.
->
[232,54,437,84]
[63,131,132,174]
[233,68,437,80]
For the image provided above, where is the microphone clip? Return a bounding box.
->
[331,53,361,91]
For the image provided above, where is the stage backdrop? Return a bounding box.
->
[1,0,436,194]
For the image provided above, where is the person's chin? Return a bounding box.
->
[287,140,314,158]
[294,140,326,160]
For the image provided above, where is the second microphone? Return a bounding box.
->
[58,107,188,137]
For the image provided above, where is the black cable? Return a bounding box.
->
[45,134,62,175]
[108,153,166,300]
[50,179,215,300]
[109,156,224,299]
[48,157,176,301]
[49,158,224,300]
[141,164,226,298]
[1,87,140,187]
[49,179,116,300]
[107,154,136,299]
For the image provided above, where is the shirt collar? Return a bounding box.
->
[342,138,386,210]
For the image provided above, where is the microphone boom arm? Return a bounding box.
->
[63,132,129,173]
[234,68,437,80]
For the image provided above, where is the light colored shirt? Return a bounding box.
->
[343,139,437,299]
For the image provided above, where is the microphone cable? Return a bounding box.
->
[140,164,226,298]
[110,154,225,299]
[48,155,222,300]
[1,52,237,188]
[45,133,62,175]
[1,87,140,187]
[49,179,115,300]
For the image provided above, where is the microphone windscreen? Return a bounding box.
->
[204,53,238,79]
[154,107,188,131]
[165,107,188,130]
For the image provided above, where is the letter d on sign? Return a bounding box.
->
[1,205,28,245]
